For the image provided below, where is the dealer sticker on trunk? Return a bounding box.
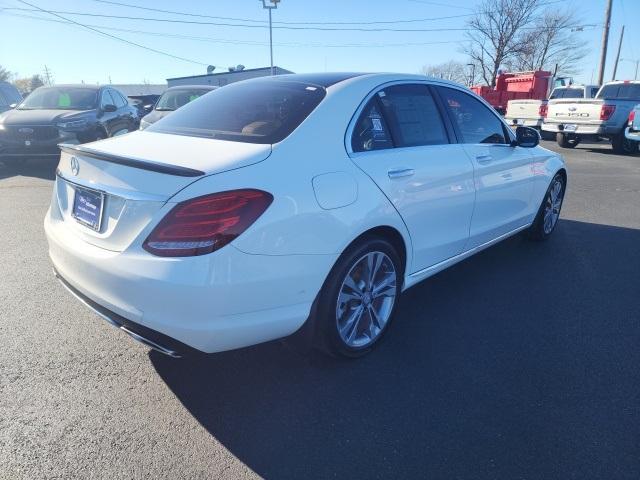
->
[72,186,104,231]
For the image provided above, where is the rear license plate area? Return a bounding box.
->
[72,186,104,231]
[563,124,577,132]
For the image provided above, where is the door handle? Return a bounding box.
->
[475,154,493,164]
[388,168,415,179]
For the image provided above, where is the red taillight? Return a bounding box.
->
[600,104,616,120]
[629,110,636,123]
[143,189,273,257]
[539,104,548,118]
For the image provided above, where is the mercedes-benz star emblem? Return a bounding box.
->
[70,156,80,176]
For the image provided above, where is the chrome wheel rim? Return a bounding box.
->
[543,178,564,234]
[336,251,397,348]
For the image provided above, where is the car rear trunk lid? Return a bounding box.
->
[53,131,272,252]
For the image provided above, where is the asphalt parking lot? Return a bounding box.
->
[1,140,639,480]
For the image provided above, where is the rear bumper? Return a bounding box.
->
[625,127,640,142]
[45,208,336,354]
[505,117,543,128]
[541,122,621,136]
[54,268,189,357]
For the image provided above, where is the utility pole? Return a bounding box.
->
[597,0,613,85]
[611,25,625,81]
[260,0,280,76]
[43,65,53,85]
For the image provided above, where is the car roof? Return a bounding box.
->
[253,72,465,89]
[165,85,218,91]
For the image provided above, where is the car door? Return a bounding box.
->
[99,89,118,136]
[434,86,534,249]
[348,83,476,273]
[109,89,131,134]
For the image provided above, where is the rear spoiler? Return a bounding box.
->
[58,144,205,177]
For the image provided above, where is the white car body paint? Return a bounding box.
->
[45,73,566,355]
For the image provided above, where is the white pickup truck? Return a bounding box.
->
[542,81,640,154]
[505,85,599,136]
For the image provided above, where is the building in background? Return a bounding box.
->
[166,66,293,88]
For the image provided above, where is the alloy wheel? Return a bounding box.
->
[335,251,397,348]
[543,177,564,234]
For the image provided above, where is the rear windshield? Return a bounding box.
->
[550,88,584,99]
[155,88,213,111]
[18,87,98,110]
[148,79,326,144]
[596,83,640,100]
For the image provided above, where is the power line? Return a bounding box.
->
[0,11,465,48]
[1,6,593,33]
[13,1,207,65]
[90,0,475,25]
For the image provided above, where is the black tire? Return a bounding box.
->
[541,130,555,141]
[527,172,566,241]
[556,132,579,149]
[611,132,639,155]
[314,237,403,358]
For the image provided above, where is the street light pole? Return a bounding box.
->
[260,0,280,76]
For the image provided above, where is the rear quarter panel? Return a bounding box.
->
[166,77,413,267]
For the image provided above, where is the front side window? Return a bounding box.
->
[111,90,127,108]
[100,90,113,108]
[149,79,326,144]
[437,87,508,144]
[155,89,212,111]
[351,99,393,152]
[377,84,449,147]
[17,87,98,110]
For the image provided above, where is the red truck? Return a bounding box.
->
[471,70,553,115]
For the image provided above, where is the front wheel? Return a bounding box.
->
[527,173,566,241]
[315,238,402,358]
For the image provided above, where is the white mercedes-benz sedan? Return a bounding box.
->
[45,73,567,358]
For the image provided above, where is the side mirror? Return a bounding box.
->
[514,126,540,148]
[9,103,17,109]
[102,104,117,113]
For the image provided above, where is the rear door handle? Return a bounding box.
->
[388,168,415,179]
[475,154,493,164]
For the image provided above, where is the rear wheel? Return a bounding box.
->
[556,132,579,149]
[611,132,639,155]
[527,173,565,241]
[315,237,402,358]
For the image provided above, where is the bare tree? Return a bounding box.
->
[463,0,540,86]
[422,61,472,85]
[507,10,588,76]
[0,65,12,82]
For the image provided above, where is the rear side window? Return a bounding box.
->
[597,83,640,100]
[550,88,584,99]
[351,99,393,152]
[149,79,326,144]
[376,84,449,147]
[437,87,508,144]
[0,91,7,107]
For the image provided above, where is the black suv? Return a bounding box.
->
[0,84,139,160]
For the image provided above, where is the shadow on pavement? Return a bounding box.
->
[0,157,58,181]
[150,219,640,479]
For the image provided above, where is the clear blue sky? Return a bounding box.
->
[0,0,638,85]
